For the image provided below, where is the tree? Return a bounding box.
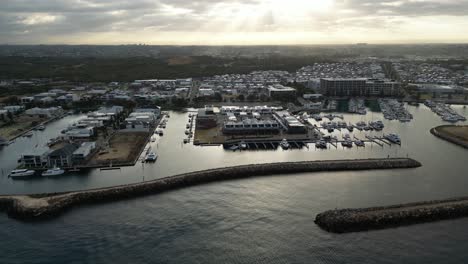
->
[247,94,257,102]
[172,97,188,108]
[238,94,245,101]
[0,113,4,122]
[213,92,223,102]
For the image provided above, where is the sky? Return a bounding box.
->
[1,0,468,45]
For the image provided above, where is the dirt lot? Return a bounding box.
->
[438,126,468,143]
[0,115,47,140]
[90,131,149,165]
[167,56,194,65]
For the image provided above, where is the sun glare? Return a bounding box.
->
[263,0,334,13]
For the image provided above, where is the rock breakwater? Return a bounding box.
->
[0,158,421,220]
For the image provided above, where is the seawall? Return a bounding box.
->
[430,125,468,149]
[0,158,421,221]
[315,197,468,233]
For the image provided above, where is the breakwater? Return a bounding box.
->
[431,125,468,149]
[0,158,420,220]
[315,197,468,233]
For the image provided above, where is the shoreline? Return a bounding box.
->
[0,158,421,221]
[430,125,468,149]
[315,197,468,233]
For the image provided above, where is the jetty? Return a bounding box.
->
[315,196,468,233]
[430,125,468,149]
[0,158,420,221]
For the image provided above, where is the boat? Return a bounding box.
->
[354,140,365,147]
[315,140,327,149]
[23,131,33,137]
[36,125,45,131]
[228,145,239,151]
[185,130,190,135]
[145,152,158,162]
[42,167,65,177]
[341,140,353,148]
[239,141,248,150]
[183,139,189,144]
[8,169,35,178]
[384,134,401,144]
[280,139,290,149]
[186,124,190,129]
[151,137,156,142]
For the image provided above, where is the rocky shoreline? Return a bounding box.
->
[0,158,421,221]
[430,125,468,149]
[315,197,468,233]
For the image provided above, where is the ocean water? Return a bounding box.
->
[0,105,468,263]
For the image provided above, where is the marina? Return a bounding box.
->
[0,104,466,194]
[424,100,467,122]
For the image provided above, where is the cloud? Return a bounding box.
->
[0,0,467,44]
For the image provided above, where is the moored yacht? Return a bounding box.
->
[42,167,65,177]
[315,140,327,149]
[8,169,35,178]
[280,139,290,149]
[385,133,401,144]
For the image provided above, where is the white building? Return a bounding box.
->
[72,142,96,161]
[25,107,63,118]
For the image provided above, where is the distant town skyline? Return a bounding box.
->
[1,0,468,45]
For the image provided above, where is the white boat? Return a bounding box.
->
[385,134,401,144]
[23,131,33,137]
[280,139,290,149]
[341,140,353,148]
[228,145,239,151]
[185,130,190,135]
[145,152,158,162]
[151,137,156,142]
[315,140,327,149]
[239,141,248,150]
[42,167,65,177]
[36,125,46,131]
[354,140,365,147]
[8,169,35,178]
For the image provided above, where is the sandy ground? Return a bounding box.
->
[438,126,468,143]
[0,115,46,140]
[90,132,149,164]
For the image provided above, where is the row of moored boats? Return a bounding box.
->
[8,167,66,179]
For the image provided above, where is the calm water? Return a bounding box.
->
[0,105,468,263]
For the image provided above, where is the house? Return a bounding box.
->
[3,105,24,113]
[20,150,50,168]
[72,142,97,162]
[125,111,157,131]
[273,111,306,134]
[48,144,78,167]
[25,107,63,118]
[196,106,218,129]
[267,85,296,98]
[20,97,34,104]
[66,126,95,139]
[198,88,215,97]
